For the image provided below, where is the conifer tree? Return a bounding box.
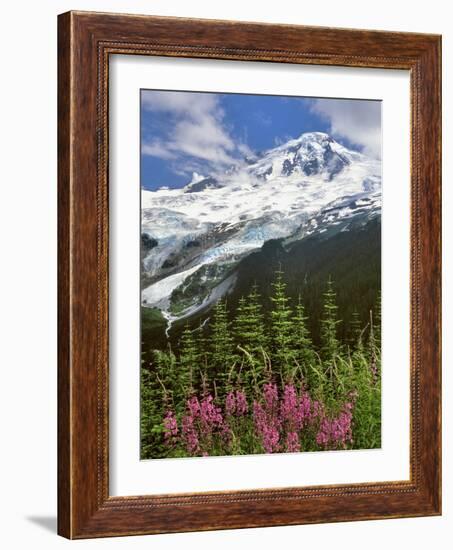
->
[179,324,199,395]
[234,284,267,352]
[142,348,180,456]
[234,296,248,343]
[234,284,268,392]
[292,296,316,383]
[270,269,295,382]
[320,277,341,365]
[195,319,210,383]
[153,347,178,409]
[209,299,235,396]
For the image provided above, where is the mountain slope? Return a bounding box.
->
[141,132,381,329]
[141,218,381,360]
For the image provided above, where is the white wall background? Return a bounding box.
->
[0,1,450,548]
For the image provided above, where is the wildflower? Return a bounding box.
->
[187,395,201,417]
[163,410,178,444]
[311,400,322,423]
[286,431,300,452]
[235,390,248,415]
[300,391,313,424]
[316,421,330,446]
[253,398,281,454]
[316,402,354,449]
[263,382,279,412]
[225,391,236,416]
[181,414,199,454]
[262,425,280,453]
[200,394,223,428]
[220,421,232,445]
[253,401,267,435]
[280,384,301,429]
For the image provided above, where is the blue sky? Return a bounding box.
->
[141,90,381,191]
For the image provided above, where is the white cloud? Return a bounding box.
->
[142,90,218,119]
[141,141,176,160]
[237,142,255,160]
[311,99,382,158]
[173,117,234,164]
[141,90,239,170]
[274,135,292,147]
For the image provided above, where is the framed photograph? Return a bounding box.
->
[58,11,441,538]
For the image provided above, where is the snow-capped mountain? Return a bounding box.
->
[141,132,381,327]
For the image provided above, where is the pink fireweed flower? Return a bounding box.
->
[253,397,281,454]
[163,410,178,444]
[181,393,226,456]
[316,403,354,449]
[253,401,267,434]
[181,414,199,454]
[225,391,236,416]
[187,395,201,418]
[316,422,329,446]
[225,390,248,417]
[311,400,322,423]
[235,390,248,416]
[263,382,279,412]
[197,394,224,443]
[279,385,315,435]
[200,394,223,427]
[299,391,313,425]
[262,425,280,453]
[286,431,300,452]
[280,384,302,429]
[220,421,232,445]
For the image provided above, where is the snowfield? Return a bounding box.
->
[141,132,381,322]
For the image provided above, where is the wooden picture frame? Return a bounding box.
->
[58,10,441,539]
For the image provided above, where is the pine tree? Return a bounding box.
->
[270,269,295,383]
[234,284,268,392]
[292,296,316,384]
[179,324,199,396]
[234,284,267,352]
[209,299,235,396]
[320,277,341,365]
[153,347,178,409]
[234,296,248,343]
[142,347,179,457]
[195,319,210,384]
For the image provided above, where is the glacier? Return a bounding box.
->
[141,132,381,324]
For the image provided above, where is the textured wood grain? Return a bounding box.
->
[57,10,441,539]
[57,11,72,538]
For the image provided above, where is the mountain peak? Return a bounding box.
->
[141,128,381,319]
[251,131,357,181]
[181,133,364,194]
[272,132,332,152]
[298,131,331,141]
[188,172,205,186]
